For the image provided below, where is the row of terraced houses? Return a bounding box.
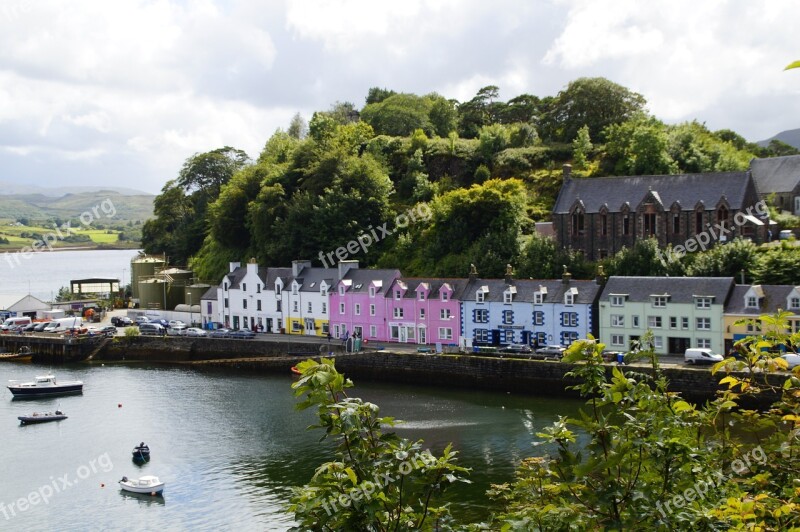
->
[200,259,800,355]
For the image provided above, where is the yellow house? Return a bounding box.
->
[723,284,800,352]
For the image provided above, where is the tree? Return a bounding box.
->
[603,116,677,176]
[548,77,647,142]
[177,146,249,196]
[686,238,758,279]
[427,95,458,137]
[457,85,504,138]
[361,93,434,136]
[605,238,685,277]
[571,125,592,170]
[752,242,800,285]
[287,113,307,139]
[365,86,397,105]
[288,358,469,530]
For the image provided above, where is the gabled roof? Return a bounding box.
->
[266,267,292,287]
[0,294,49,311]
[291,266,338,292]
[395,278,469,300]
[602,276,734,304]
[458,278,602,305]
[200,286,219,300]
[223,267,247,290]
[339,269,401,294]
[725,284,800,315]
[553,172,753,214]
[749,155,800,194]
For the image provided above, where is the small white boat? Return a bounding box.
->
[8,374,83,398]
[119,475,165,495]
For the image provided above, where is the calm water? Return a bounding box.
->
[0,361,581,531]
[0,249,139,301]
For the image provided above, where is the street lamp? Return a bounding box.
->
[189,293,193,327]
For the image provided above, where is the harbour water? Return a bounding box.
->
[0,361,581,530]
[0,249,140,301]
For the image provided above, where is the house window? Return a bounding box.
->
[369,304,375,316]
[275,284,281,296]
[791,297,800,310]
[440,309,451,320]
[477,291,485,303]
[393,308,404,319]
[669,316,677,328]
[224,282,228,291]
[696,317,711,330]
[257,284,261,293]
[653,336,663,349]
[339,286,345,296]
[717,205,729,230]
[502,310,514,325]
[643,213,656,237]
[322,303,326,314]
[672,214,680,234]
[695,297,712,309]
[420,308,426,319]
[439,327,453,340]
[647,316,662,328]
[652,296,667,308]
[560,331,579,345]
[565,293,575,305]
[611,334,624,346]
[224,297,228,308]
[257,300,262,311]
[354,304,361,316]
[681,317,689,329]
[292,285,298,295]
[534,293,543,304]
[632,316,640,328]
[572,210,585,236]
[533,311,544,326]
[503,292,513,303]
[746,321,762,333]
[534,332,547,345]
[369,287,376,297]
[473,309,489,323]
[503,330,515,343]
[611,315,624,327]
[697,338,711,349]
[418,292,425,301]
[307,302,312,313]
[601,214,608,236]
[395,290,401,300]
[293,302,298,312]
[276,300,281,312]
[441,292,449,302]
[242,299,247,309]
[370,325,377,338]
[610,295,624,307]
[561,312,578,327]
[242,283,246,292]
[746,296,758,309]
[321,287,327,297]
[390,325,399,339]
[623,215,630,235]
[339,303,345,315]
[474,329,489,343]
[696,210,704,235]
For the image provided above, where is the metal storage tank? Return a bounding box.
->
[138,278,168,310]
[130,256,166,299]
[184,284,211,306]
[158,268,193,288]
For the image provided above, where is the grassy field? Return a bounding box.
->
[0,223,140,249]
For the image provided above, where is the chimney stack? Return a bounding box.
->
[504,264,514,284]
[292,259,312,277]
[562,265,572,284]
[468,263,478,282]
[563,164,572,179]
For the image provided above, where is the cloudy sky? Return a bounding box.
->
[1,0,798,194]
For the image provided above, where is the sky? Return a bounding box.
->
[0,0,798,194]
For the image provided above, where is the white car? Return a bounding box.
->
[166,324,188,336]
[684,348,724,365]
[169,320,187,328]
[185,327,207,337]
[780,353,800,370]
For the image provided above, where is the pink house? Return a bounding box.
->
[329,267,401,343]
[384,278,466,346]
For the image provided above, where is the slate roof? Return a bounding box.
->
[223,267,247,290]
[458,278,602,305]
[725,284,800,315]
[340,269,401,294]
[750,155,800,194]
[602,276,734,304]
[265,267,292,287]
[200,285,218,300]
[394,278,469,299]
[553,172,753,214]
[292,266,339,292]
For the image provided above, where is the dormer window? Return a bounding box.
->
[275,283,282,296]
[395,290,401,300]
[224,282,228,291]
[503,292,513,304]
[292,284,298,295]
[746,296,758,309]
[652,296,668,308]
[321,287,327,297]
[257,284,261,293]
[610,295,625,307]
[418,292,425,301]
[339,286,345,296]
[790,297,800,310]
[243,283,247,292]
[441,291,448,302]
[565,291,576,305]
[477,291,485,303]
[369,286,376,297]
[534,293,543,305]
[695,297,712,309]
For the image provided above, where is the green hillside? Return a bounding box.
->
[0,190,154,224]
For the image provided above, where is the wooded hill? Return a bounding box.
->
[141,77,800,283]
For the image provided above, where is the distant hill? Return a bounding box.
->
[0,190,154,223]
[0,182,151,196]
[757,128,800,149]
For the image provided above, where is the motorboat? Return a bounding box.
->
[132,442,150,461]
[7,374,83,398]
[18,410,68,425]
[119,475,165,495]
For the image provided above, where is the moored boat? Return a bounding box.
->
[119,475,165,495]
[18,410,68,424]
[7,374,83,398]
[132,442,150,460]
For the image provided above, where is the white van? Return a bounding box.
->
[1,316,32,331]
[43,317,83,333]
[684,348,723,365]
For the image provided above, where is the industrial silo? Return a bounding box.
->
[138,278,168,310]
[184,284,211,307]
[130,256,166,299]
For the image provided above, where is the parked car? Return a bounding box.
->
[98,325,117,337]
[135,316,151,325]
[499,344,533,354]
[22,323,38,332]
[167,324,188,336]
[535,345,566,358]
[780,353,800,370]
[138,323,165,336]
[111,316,134,327]
[168,320,187,328]
[684,348,724,365]
[185,327,208,337]
[229,329,256,339]
[209,328,232,338]
[33,321,53,332]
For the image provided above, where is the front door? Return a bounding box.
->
[232,316,239,330]
[399,326,408,343]
[305,318,315,335]
[266,318,273,333]
[418,327,426,344]
[668,337,691,355]
[795,196,800,215]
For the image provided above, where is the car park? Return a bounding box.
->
[684,348,724,365]
[780,353,800,369]
[185,327,208,337]
[535,345,566,358]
